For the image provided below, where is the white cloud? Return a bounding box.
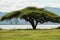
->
[0,0,60,12]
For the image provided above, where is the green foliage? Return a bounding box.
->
[1,10,21,21]
[20,7,60,23]
[0,6,60,29]
[1,6,60,23]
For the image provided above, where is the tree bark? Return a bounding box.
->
[32,25,36,29]
[29,20,38,30]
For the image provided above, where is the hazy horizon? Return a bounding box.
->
[0,25,60,30]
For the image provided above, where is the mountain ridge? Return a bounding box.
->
[45,7,60,16]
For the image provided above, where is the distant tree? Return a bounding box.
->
[0,7,60,29]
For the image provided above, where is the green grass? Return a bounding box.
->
[0,29,60,40]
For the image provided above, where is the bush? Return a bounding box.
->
[0,28,2,30]
[56,26,60,29]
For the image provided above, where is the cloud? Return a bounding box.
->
[0,0,60,12]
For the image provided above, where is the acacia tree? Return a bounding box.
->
[0,7,60,29]
[0,10,21,24]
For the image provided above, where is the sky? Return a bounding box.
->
[0,0,60,12]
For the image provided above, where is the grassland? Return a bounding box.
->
[0,29,60,40]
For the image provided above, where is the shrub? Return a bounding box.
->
[56,26,60,29]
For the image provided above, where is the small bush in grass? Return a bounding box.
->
[56,26,60,29]
[0,28,2,30]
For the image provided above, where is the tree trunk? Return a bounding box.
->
[29,20,38,30]
[32,25,36,29]
[33,27,36,29]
